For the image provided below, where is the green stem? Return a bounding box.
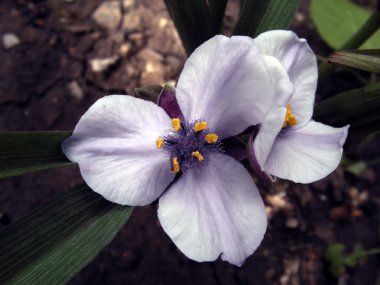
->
[319,11,380,79]
[365,248,380,256]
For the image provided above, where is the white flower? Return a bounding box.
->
[251,30,349,184]
[62,35,293,266]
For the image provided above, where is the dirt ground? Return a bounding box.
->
[0,0,379,284]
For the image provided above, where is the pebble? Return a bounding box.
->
[67,81,84,100]
[90,56,119,73]
[92,1,122,31]
[2,33,20,49]
[122,0,136,11]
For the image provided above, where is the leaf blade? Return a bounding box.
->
[0,132,72,179]
[311,0,380,49]
[233,0,300,37]
[314,82,380,134]
[0,186,133,285]
[329,49,380,73]
[164,0,213,55]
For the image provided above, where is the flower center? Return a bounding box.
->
[283,104,297,128]
[156,118,222,173]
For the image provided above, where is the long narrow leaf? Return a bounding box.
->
[164,0,213,55]
[329,49,380,73]
[208,0,228,33]
[314,82,380,134]
[0,132,72,179]
[0,185,133,285]
[233,0,300,37]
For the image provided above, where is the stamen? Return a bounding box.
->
[156,138,164,149]
[205,133,218,144]
[283,104,298,128]
[171,157,180,173]
[193,121,207,132]
[172,118,182,131]
[191,150,204,161]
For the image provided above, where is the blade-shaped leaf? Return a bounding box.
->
[164,0,213,55]
[311,0,380,49]
[233,0,300,37]
[314,82,380,134]
[329,49,380,73]
[208,0,228,33]
[0,132,73,179]
[0,185,133,285]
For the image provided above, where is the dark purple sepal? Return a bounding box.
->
[157,84,183,119]
[247,127,274,189]
[222,137,248,162]
[134,85,163,103]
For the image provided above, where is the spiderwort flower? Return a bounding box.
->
[250,30,349,184]
[62,35,293,266]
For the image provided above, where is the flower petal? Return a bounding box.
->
[62,95,175,206]
[254,30,318,126]
[253,106,287,169]
[263,121,349,183]
[158,153,267,266]
[176,35,293,138]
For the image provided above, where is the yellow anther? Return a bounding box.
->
[171,157,180,173]
[283,104,298,128]
[204,133,218,144]
[193,121,208,132]
[156,138,164,149]
[172,118,182,131]
[191,151,204,161]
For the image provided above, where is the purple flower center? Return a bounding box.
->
[156,118,222,173]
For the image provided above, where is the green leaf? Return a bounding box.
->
[0,132,73,179]
[345,161,368,176]
[164,0,213,55]
[325,243,346,277]
[329,49,380,73]
[345,245,367,267]
[314,82,380,134]
[311,0,380,49]
[208,0,228,33]
[134,85,163,103]
[233,0,300,37]
[0,185,133,285]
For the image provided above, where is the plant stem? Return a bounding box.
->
[319,11,380,79]
[365,248,380,256]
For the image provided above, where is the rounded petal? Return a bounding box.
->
[263,121,349,183]
[176,35,293,138]
[253,106,287,169]
[158,153,267,266]
[62,95,175,206]
[254,30,318,126]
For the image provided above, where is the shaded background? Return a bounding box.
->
[0,0,379,284]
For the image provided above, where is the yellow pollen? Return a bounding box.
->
[171,157,180,173]
[283,104,298,128]
[204,133,218,144]
[191,151,204,161]
[193,121,208,132]
[156,138,164,149]
[172,118,182,131]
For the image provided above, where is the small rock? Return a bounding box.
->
[119,43,131,57]
[122,0,136,11]
[286,218,299,229]
[90,56,119,73]
[122,12,142,33]
[2,33,20,49]
[165,55,183,77]
[92,1,122,31]
[67,81,84,100]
